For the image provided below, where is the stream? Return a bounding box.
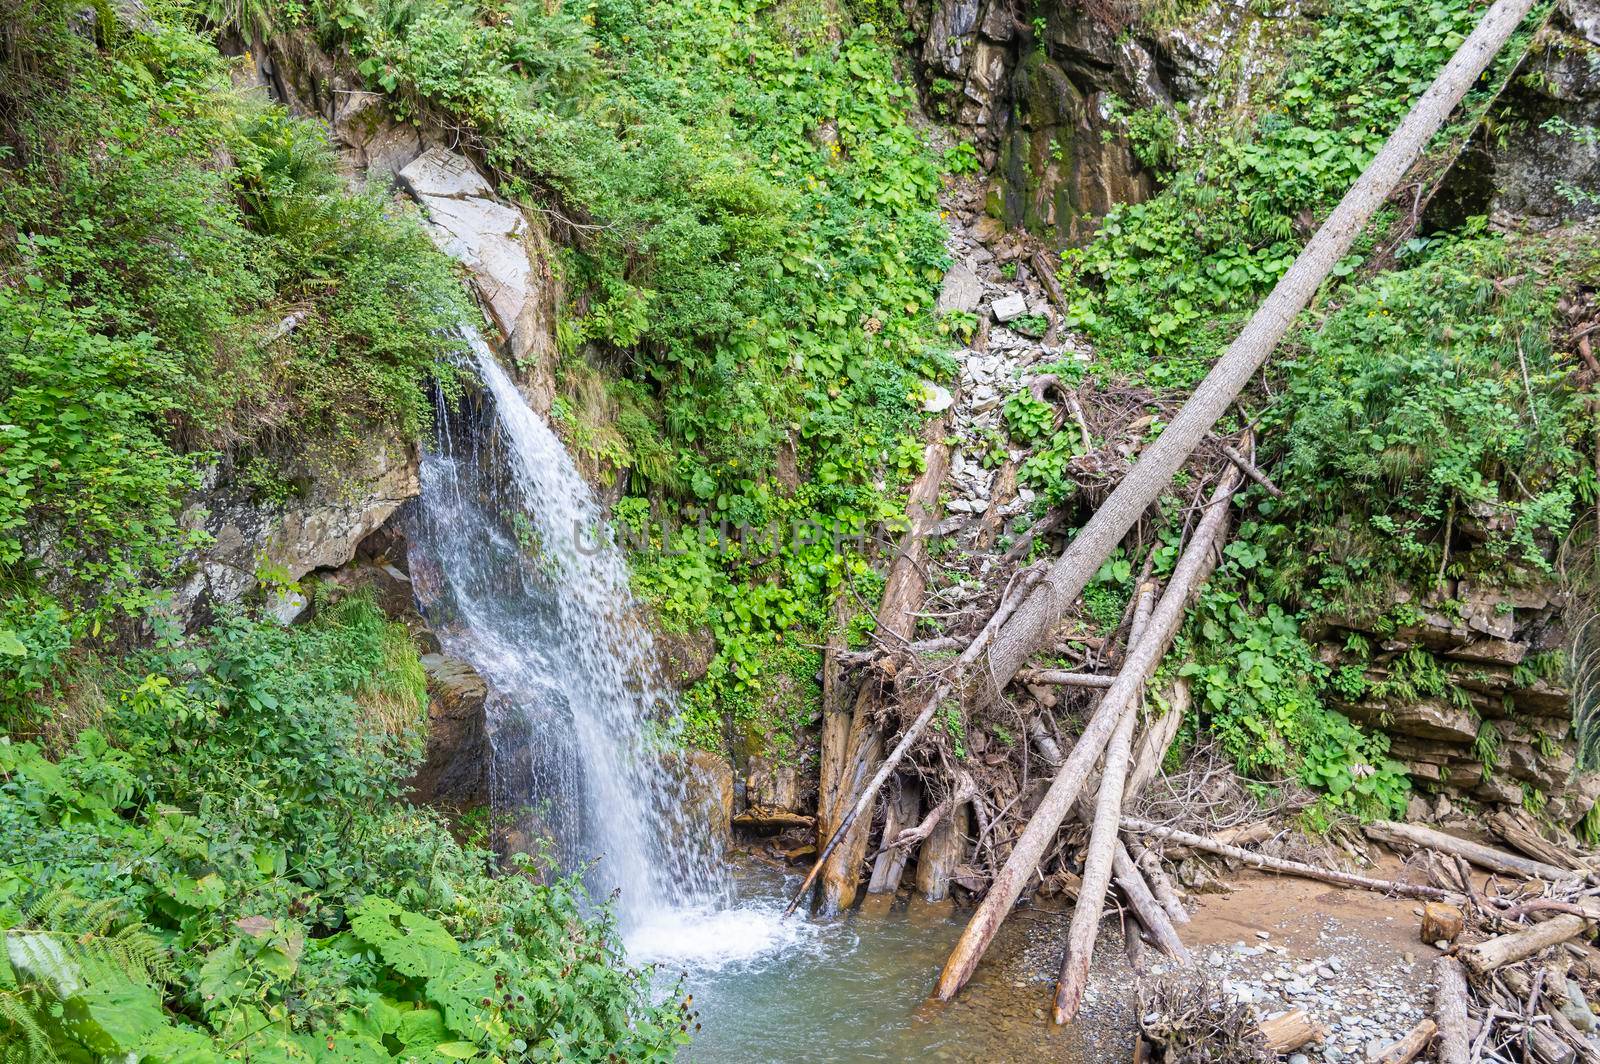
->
[405,330,1123,1061]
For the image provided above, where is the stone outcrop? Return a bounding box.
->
[911,0,1304,244]
[172,432,419,626]
[399,148,560,406]
[246,37,561,411]
[1428,0,1600,232]
[1319,576,1585,824]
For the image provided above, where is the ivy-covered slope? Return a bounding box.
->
[985,0,1600,823]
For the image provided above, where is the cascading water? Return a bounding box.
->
[409,329,727,932]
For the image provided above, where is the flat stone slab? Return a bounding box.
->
[937,260,984,314]
[991,292,1027,322]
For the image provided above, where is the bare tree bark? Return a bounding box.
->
[935,469,1240,999]
[1460,913,1597,976]
[957,0,1541,713]
[1120,819,1460,902]
[1112,842,1190,959]
[1129,839,1189,928]
[866,775,923,895]
[1216,439,1283,498]
[1372,1018,1436,1064]
[1434,956,1471,1064]
[1364,820,1578,883]
[1055,586,1156,1022]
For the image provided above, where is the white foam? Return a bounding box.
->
[626,902,837,974]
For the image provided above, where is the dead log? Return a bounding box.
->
[1258,1008,1323,1053]
[1120,818,1460,902]
[1486,809,1587,872]
[1027,715,1064,767]
[935,468,1240,1000]
[888,772,977,854]
[1364,820,1578,883]
[1031,250,1067,313]
[1129,839,1189,927]
[734,808,814,832]
[785,681,949,915]
[1372,1018,1437,1064]
[916,797,971,903]
[812,397,954,913]
[1215,438,1283,498]
[1113,842,1190,960]
[1422,901,1465,944]
[1014,669,1115,688]
[1055,585,1156,1023]
[1120,681,1189,926]
[1435,956,1471,1064]
[866,775,922,895]
[1123,679,1186,811]
[817,592,855,848]
[1460,913,1597,976]
[960,0,1544,714]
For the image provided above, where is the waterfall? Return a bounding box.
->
[408,329,728,932]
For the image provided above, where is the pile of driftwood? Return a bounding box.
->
[1128,811,1600,1063]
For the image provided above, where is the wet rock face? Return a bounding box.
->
[411,652,492,813]
[1430,0,1600,231]
[911,0,1300,245]
[914,0,1151,244]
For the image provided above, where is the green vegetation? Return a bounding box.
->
[1263,236,1595,616]
[1060,0,1541,386]
[1,595,683,1061]
[995,0,1592,817]
[0,1,470,703]
[1,4,691,1058]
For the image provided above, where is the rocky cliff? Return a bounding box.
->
[910,0,1302,243]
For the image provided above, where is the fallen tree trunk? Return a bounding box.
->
[934,468,1240,999]
[1013,670,1115,688]
[1119,819,1460,902]
[813,401,954,913]
[866,775,922,895]
[916,795,970,903]
[1486,809,1588,873]
[1459,913,1597,976]
[1129,839,1189,928]
[1122,679,1187,817]
[1364,820,1579,883]
[958,0,1542,714]
[1112,842,1190,960]
[1373,1018,1437,1064]
[1259,1009,1323,1054]
[1215,439,1283,498]
[1055,585,1156,1023]
[1434,956,1471,1064]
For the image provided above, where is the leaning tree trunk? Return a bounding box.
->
[931,0,1538,999]
[957,0,1540,712]
[813,401,954,913]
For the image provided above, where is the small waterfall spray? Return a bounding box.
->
[408,329,728,933]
